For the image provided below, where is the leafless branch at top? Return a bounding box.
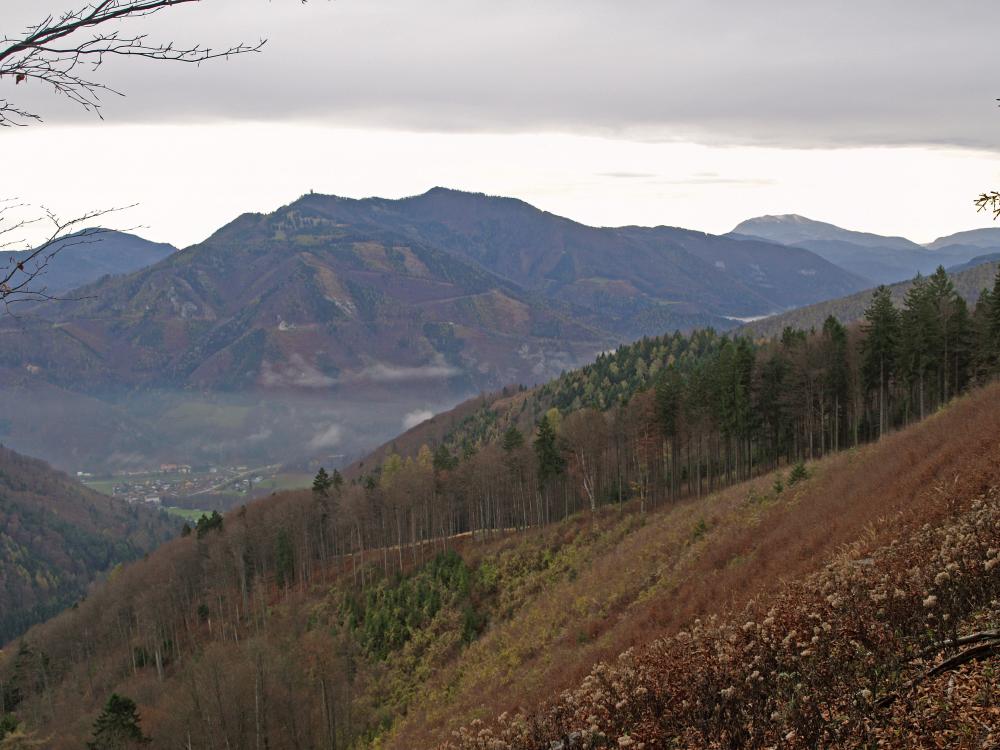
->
[0,201,134,312]
[0,1,266,125]
[974,191,1000,220]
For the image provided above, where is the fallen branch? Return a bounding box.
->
[876,638,1000,709]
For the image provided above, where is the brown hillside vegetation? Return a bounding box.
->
[390,383,1000,747]
[2,384,999,748]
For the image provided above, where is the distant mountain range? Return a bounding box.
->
[0,229,176,295]
[0,189,869,471]
[730,214,1000,285]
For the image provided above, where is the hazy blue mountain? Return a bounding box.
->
[731,214,921,251]
[926,227,1000,250]
[730,214,992,285]
[947,251,1000,274]
[0,230,176,295]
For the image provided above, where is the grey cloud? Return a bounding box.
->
[4,1,1000,150]
[596,171,658,179]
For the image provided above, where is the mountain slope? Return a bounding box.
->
[341,188,870,330]
[0,445,177,644]
[0,230,176,296]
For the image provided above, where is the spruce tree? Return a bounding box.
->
[534,414,565,489]
[861,285,900,439]
[991,267,1000,364]
[312,467,332,496]
[501,425,524,452]
[899,274,934,418]
[87,693,149,749]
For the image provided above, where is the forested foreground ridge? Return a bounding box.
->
[0,447,177,645]
[1,267,999,747]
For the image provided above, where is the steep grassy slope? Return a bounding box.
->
[0,446,177,644]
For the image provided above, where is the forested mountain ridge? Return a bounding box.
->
[740,260,999,340]
[0,445,177,644]
[2,263,998,747]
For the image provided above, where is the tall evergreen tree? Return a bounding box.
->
[990,267,1000,366]
[87,694,149,749]
[313,467,333,497]
[821,316,850,450]
[501,425,524,453]
[654,365,683,497]
[534,414,565,490]
[899,274,935,419]
[861,285,901,439]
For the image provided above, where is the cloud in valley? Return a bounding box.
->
[403,410,434,431]
[308,424,344,451]
[345,356,460,384]
[260,355,337,389]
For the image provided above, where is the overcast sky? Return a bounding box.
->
[5,0,1000,247]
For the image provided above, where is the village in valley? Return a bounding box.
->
[77,462,316,515]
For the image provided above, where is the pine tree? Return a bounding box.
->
[654,366,683,497]
[821,316,849,450]
[899,274,934,419]
[501,425,524,452]
[990,267,1000,365]
[312,467,333,496]
[87,693,149,749]
[861,285,901,439]
[534,414,565,489]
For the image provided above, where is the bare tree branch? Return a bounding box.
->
[974,191,1000,220]
[0,1,266,125]
[0,200,134,310]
